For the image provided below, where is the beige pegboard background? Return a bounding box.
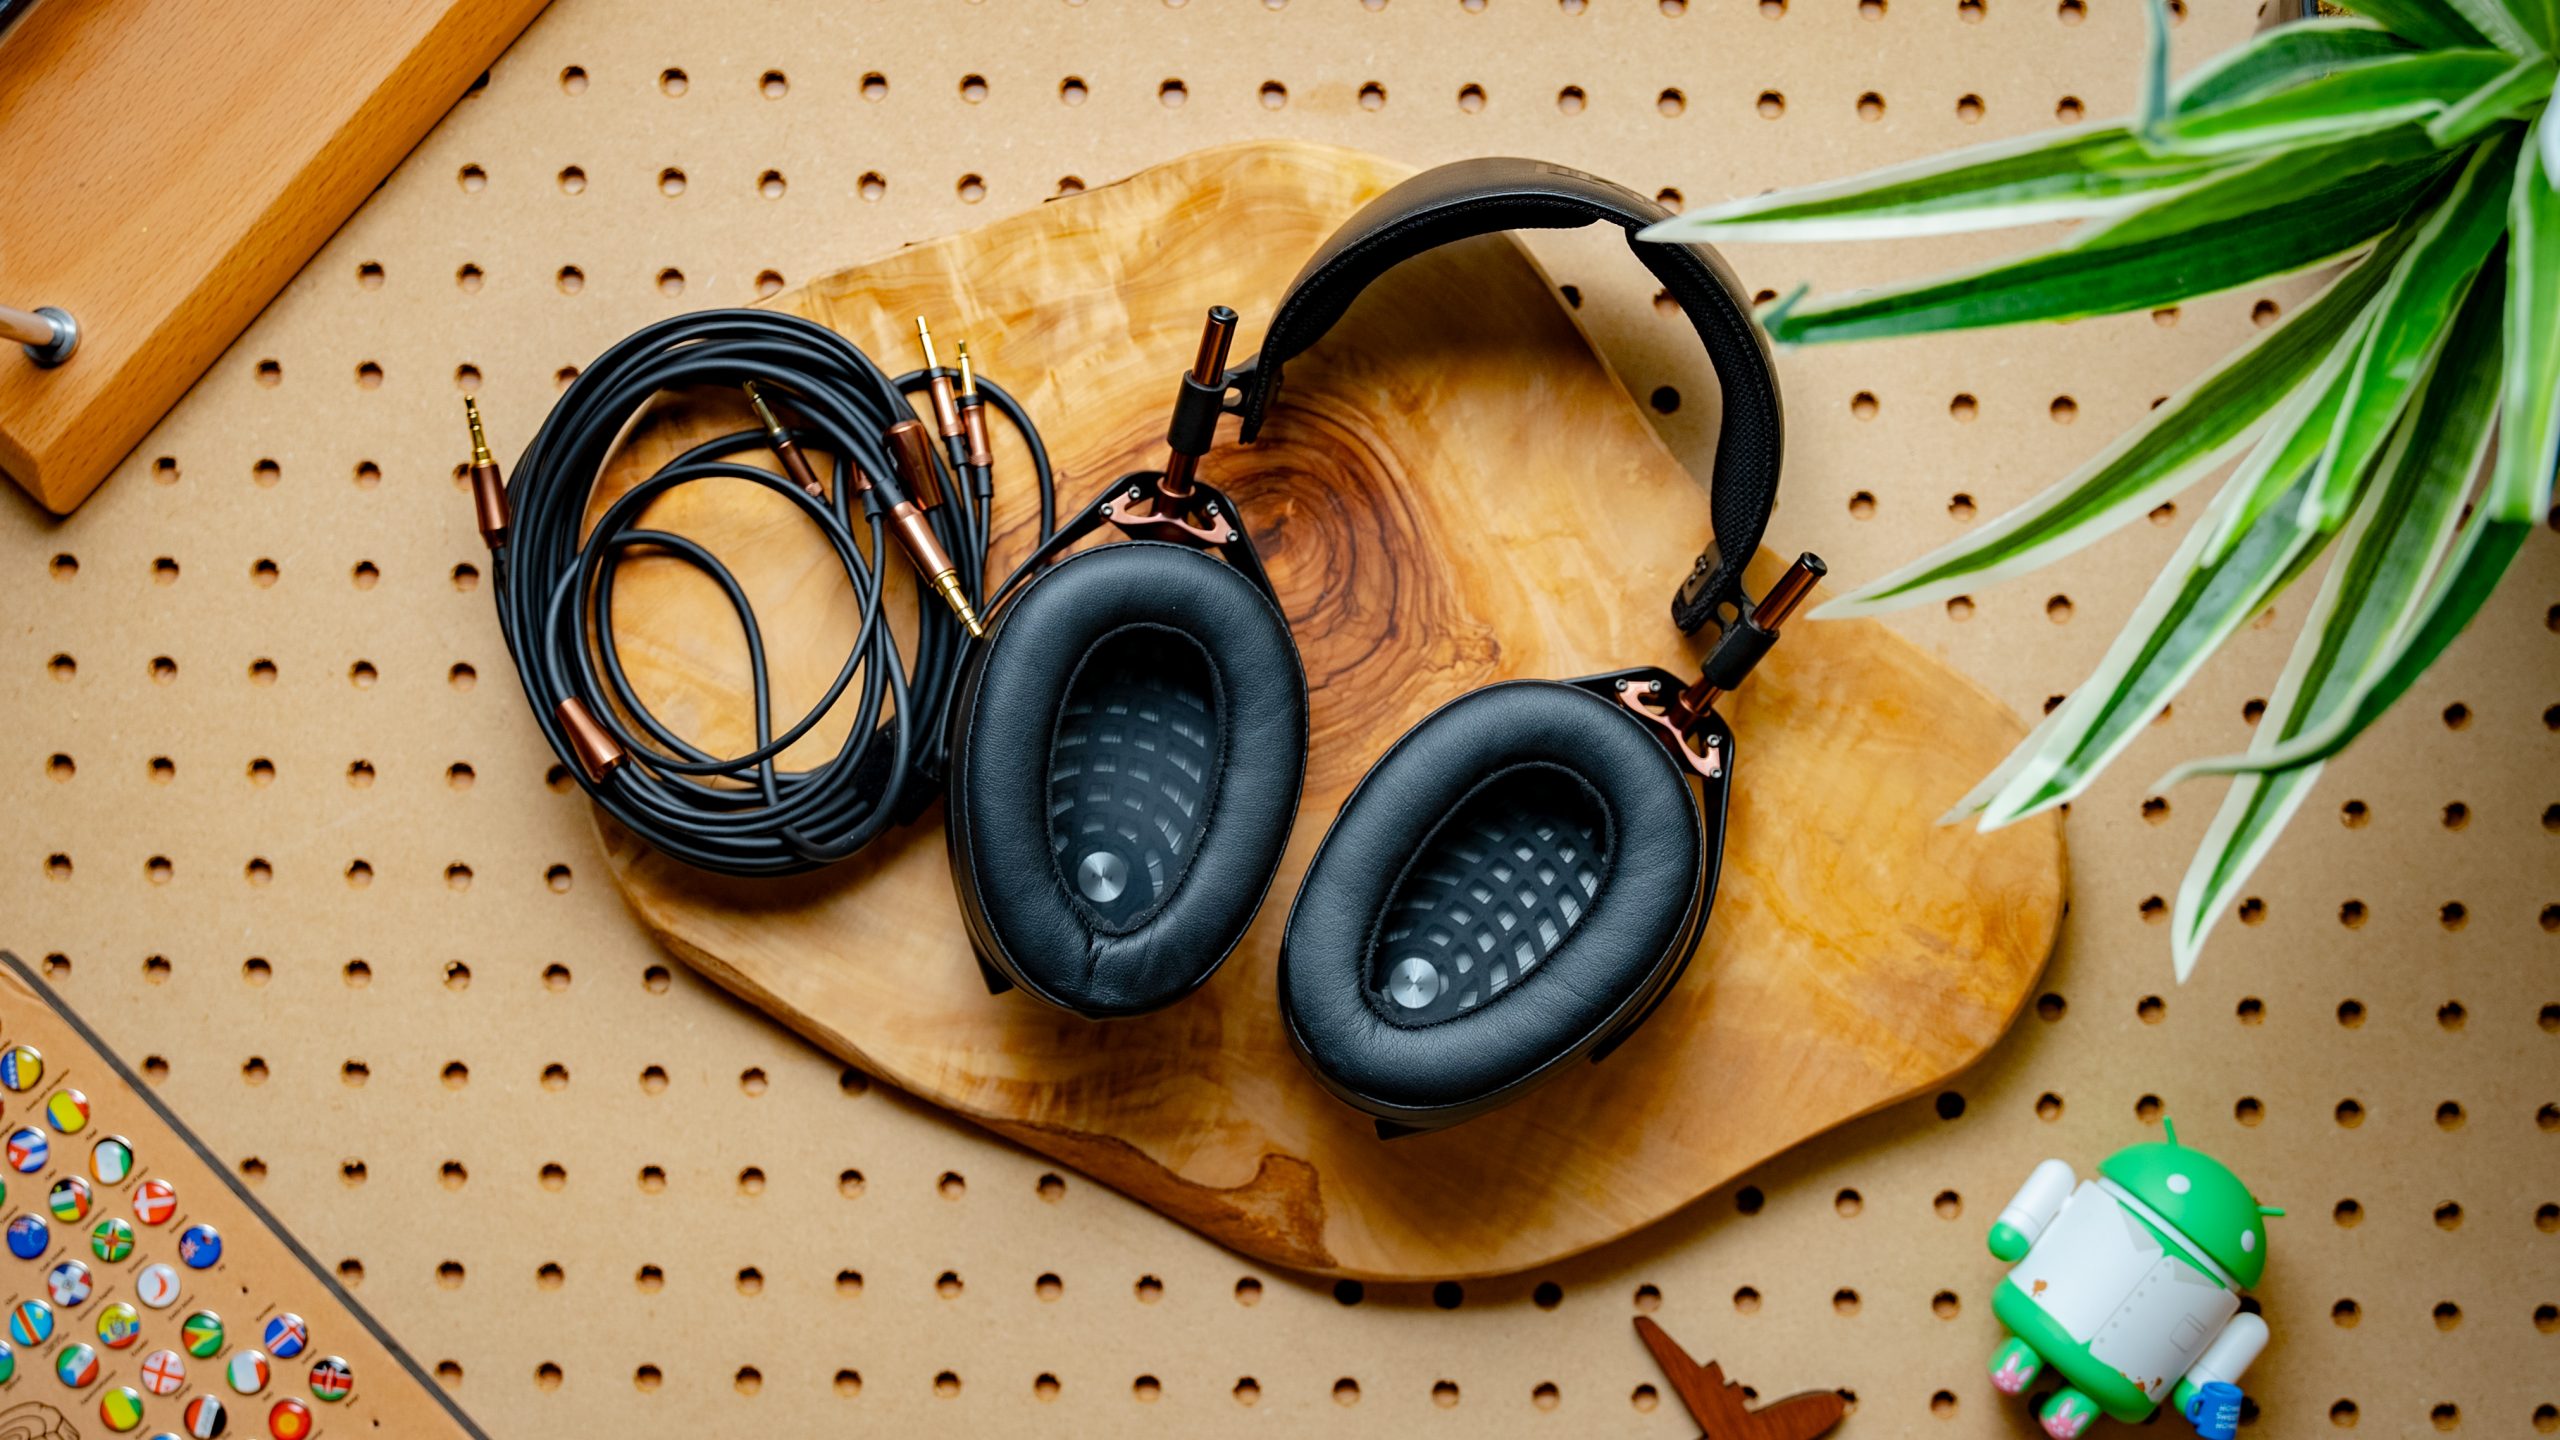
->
[5,0,2555,1434]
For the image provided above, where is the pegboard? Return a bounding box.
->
[3,0,2552,1435]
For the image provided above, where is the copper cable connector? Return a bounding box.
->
[743,381,824,498]
[887,414,946,510]
[555,697,627,782]
[1161,306,1237,501]
[463,397,510,547]
[955,341,994,468]
[884,420,982,636]
[916,317,964,439]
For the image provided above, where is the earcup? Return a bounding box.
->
[946,541,1309,1018]
[1279,681,1707,1132]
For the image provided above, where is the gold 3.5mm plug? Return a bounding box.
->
[742,380,825,498]
[915,316,965,449]
[954,340,994,477]
[885,419,984,638]
[462,397,509,547]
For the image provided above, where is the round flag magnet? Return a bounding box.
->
[97,1301,142,1350]
[47,1258,93,1306]
[8,1298,53,1345]
[261,1314,306,1360]
[134,1176,179,1226]
[177,1224,221,1269]
[99,1384,146,1433]
[55,1339,99,1387]
[90,1135,136,1185]
[182,1309,225,1357]
[50,1174,92,1222]
[0,1339,13,1384]
[46,1087,89,1133]
[1,1043,44,1091]
[306,1356,351,1403]
[226,1349,268,1395]
[135,1262,181,1308]
[181,1393,227,1438]
[143,1346,188,1395]
[8,1126,50,1172]
[93,1216,136,1263]
[267,1397,312,1440]
[6,1213,49,1258]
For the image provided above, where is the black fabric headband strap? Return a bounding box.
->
[1223,156,1787,632]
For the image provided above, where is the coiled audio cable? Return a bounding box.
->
[467,308,1055,876]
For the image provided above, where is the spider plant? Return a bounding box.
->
[1643,0,2557,977]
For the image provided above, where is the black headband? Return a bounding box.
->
[1221,156,1787,632]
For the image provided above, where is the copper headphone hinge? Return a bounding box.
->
[1102,476,1239,548]
[1611,676,1727,781]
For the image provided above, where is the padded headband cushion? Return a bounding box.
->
[1280,680,1704,1119]
[950,541,1308,1018]
[1228,156,1784,628]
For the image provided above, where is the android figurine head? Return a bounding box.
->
[2097,1119,2277,1289]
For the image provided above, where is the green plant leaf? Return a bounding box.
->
[2198,314,2372,564]
[1637,18,2448,247]
[2346,0,2494,50]
[2139,0,2176,145]
[1636,127,2226,243]
[2088,127,2444,248]
[1817,222,2416,617]
[2424,53,2557,145]
[2151,48,2517,159]
[2168,265,2502,976]
[2304,131,2519,529]
[1958,467,2338,829]
[2443,0,2552,53]
[1761,151,2450,344]
[2178,20,2419,116]
[2495,110,2560,524]
[2205,119,2558,774]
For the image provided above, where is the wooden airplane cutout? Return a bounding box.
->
[1636,1315,1848,1440]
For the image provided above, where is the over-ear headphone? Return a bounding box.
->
[945,158,1819,1134]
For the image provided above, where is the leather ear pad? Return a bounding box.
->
[1279,681,1704,1128]
[946,541,1308,1018]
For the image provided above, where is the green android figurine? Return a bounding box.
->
[1984,1121,2277,1439]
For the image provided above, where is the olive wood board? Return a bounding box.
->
[585,141,2065,1281]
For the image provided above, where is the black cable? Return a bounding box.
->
[475,308,1054,877]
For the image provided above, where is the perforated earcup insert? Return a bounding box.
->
[948,541,1309,1018]
[1047,628,1221,932]
[1371,763,1610,1024]
[1280,681,1704,1120]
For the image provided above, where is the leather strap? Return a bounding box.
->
[1228,157,1786,631]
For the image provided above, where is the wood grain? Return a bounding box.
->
[591,141,2066,1280]
[0,0,550,513]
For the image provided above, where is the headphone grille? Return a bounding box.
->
[1045,630,1219,933]
[1372,767,1608,1024]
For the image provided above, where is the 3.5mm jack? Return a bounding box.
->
[462,397,509,547]
[885,419,984,638]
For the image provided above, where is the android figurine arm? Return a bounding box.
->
[2170,1311,2270,1416]
[1988,1158,2076,1262]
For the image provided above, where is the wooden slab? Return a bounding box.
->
[0,0,550,513]
[588,141,2064,1280]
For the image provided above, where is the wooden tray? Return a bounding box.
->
[0,0,549,512]
[587,141,2064,1281]
[0,951,483,1439]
